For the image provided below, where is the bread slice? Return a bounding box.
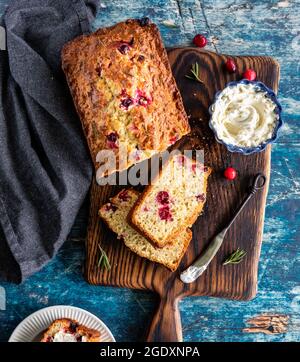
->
[62,19,190,179]
[40,318,101,342]
[130,154,212,247]
[99,189,192,271]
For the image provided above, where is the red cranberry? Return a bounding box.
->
[121,97,134,110]
[169,136,178,144]
[139,17,150,26]
[95,65,102,77]
[105,203,117,212]
[106,132,119,149]
[156,191,169,205]
[136,90,152,107]
[196,193,206,202]
[120,89,127,97]
[106,132,118,143]
[225,58,236,73]
[224,167,237,180]
[158,206,173,221]
[193,34,207,48]
[118,44,130,54]
[107,141,118,149]
[243,69,256,81]
[118,190,130,202]
[117,37,134,55]
[69,321,78,333]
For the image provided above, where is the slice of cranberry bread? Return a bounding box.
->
[99,189,192,271]
[62,18,190,179]
[130,154,212,248]
[41,318,101,342]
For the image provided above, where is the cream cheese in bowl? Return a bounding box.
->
[209,80,282,154]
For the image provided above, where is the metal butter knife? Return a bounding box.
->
[180,173,266,284]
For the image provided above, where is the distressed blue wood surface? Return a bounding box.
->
[0,0,299,342]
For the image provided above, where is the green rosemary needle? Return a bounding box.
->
[185,62,203,83]
[98,245,111,271]
[223,248,247,265]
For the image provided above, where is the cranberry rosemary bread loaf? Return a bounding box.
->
[62,18,190,178]
[41,318,101,342]
[99,189,192,271]
[130,154,212,247]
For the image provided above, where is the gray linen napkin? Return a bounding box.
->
[0,0,99,282]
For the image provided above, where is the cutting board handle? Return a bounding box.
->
[146,295,182,342]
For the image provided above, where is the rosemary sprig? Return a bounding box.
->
[98,245,111,271]
[185,62,203,83]
[223,248,247,266]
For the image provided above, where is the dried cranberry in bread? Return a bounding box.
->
[62,19,190,179]
[130,154,212,247]
[40,318,101,342]
[99,189,192,271]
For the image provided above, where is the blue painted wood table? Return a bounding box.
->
[0,0,299,342]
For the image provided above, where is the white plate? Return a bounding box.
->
[9,305,115,342]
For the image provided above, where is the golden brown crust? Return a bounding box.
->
[99,189,192,271]
[62,19,190,177]
[40,318,101,342]
[100,204,191,271]
[76,325,101,342]
[130,159,212,248]
[127,228,192,271]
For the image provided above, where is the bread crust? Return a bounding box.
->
[61,19,190,177]
[40,318,101,342]
[99,189,192,271]
[128,228,192,271]
[130,158,212,247]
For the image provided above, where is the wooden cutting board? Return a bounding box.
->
[85,48,280,342]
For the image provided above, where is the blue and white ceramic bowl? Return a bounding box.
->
[208,79,283,155]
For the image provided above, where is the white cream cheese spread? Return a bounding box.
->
[210,83,278,148]
[53,330,77,342]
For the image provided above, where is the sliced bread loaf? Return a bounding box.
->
[99,189,192,271]
[130,154,212,247]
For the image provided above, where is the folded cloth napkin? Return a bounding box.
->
[0,0,99,282]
